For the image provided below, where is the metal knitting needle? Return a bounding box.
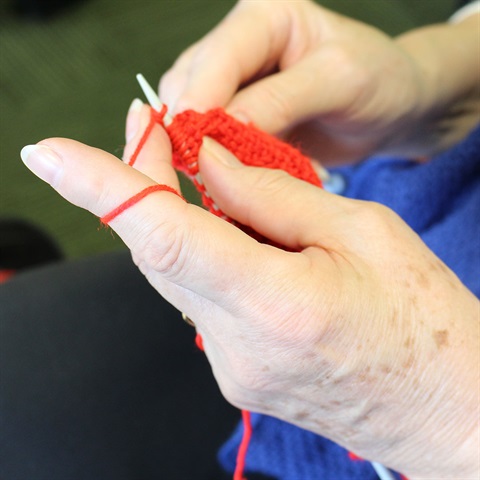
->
[136,73,172,126]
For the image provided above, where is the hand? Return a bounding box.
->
[160,0,479,165]
[20,104,479,479]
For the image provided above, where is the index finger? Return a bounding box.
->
[20,138,298,313]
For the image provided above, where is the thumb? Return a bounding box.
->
[199,137,355,252]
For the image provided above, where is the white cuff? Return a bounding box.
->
[449,0,480,23]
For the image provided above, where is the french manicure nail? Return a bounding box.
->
[20,144,63,186]
[126,98,143,142]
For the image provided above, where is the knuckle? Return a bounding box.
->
[135,219,187,281]
[358,201,395,224]
[86,175,115,217]
[318,44,372,103]
[252,168,295,197]
[351,200,399,239]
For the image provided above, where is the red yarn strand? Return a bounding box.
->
[0,269,16,283]
[100,184,184,225]
[128,105,168,166]
[195,333,204,351]
[128,110,156,166]
[234,410,253,480]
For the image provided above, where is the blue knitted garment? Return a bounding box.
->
[219,124,480,479]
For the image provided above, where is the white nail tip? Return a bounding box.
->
[20,144,63,185]
[20,145,37,163]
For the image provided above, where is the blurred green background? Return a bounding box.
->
[0,0,455,258]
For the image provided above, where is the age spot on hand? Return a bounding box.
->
[433,329,449,349]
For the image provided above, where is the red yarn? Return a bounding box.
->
[128,105,168,167]
[194,333,204,352]
[348,452,363,461]
[0,269,16,283]
[234,410,253,480]
[100,184,184,224]
[104,106,321,230]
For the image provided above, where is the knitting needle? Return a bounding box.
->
[136,73,172,127]
[371,461,396,480]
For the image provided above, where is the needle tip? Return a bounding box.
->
[135,73,173,125]
[136,73,162,112]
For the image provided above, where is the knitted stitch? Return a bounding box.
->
[164,108,320,190]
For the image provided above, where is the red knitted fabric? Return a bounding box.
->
[163,108,321,214]
[106,106,322,228]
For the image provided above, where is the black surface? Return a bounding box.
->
[0,252,239,479]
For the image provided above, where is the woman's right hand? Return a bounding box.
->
[160,0,479,166]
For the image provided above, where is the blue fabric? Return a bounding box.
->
[219,124,480,479]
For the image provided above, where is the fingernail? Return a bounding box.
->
[20,144,63,185]
[201,137,242,168]
[126,98,143,142]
